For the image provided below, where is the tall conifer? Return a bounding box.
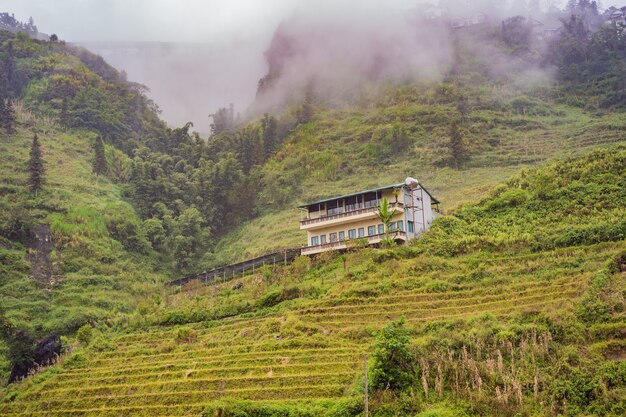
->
[0,94,16,134]
[28,134,44,194]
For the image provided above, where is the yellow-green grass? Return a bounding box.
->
[4,241,622,415]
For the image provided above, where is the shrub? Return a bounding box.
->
[62,351,86,370]
[370,318,416,391]
[76,324,93,346]
[104,203,151,254]
[174,326,198,344]
[89,335,115,352]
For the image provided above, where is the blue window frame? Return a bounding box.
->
[348,229,356,239]
[320,235,327,244]
[408,221,414,233]
[330,232,338,242]
[397,221,404,232]
[378,224,384,235]
[339,231,345,241]
[389,222,396,232]
[358,228,365,238]
[368,225,376,236]
[311,236,319,246]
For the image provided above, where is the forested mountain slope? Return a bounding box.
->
[0,32,166,382]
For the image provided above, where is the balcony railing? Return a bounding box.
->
[301,231,407,254]
[301,202,404,226]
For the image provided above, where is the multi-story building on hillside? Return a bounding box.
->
[299,178,440,255]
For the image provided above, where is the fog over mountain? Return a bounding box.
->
[1,0,623,130]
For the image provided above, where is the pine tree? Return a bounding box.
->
[28,134,44,194]
[92,136,107,176]
[448,121,466,169]
[0,94,16,134]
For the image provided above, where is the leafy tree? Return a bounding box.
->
[447,121,466,169]
[169,207,209,272]
[502,16,532,49]
[49,34,58,42]
[105,145,132,183]
[370,318,415,391]
[210,104,235,135]
[143,217,166,251]
[233,126,264,174]
[28,133,44,194]
[92,136,107,176]
[6,328,36,383]
[76,324,93,346]
[68,86,128,142]
[376,197,396,246]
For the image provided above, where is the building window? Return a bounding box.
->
[397,221,404,232]
[327,199,343,215]
[408,221,414,233]
[364,192,378,208]
[345,195,363,212]
[330,232,338,242]
[378,224,384,235]
[389,222,396,232]
[348,229,356,239]
[320,235,327,244]
[339,231,345,241]
[368,225,376,236]
[311,236,319,246]
[358,228,365,238]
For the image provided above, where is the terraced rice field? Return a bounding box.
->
[2,244,621,415]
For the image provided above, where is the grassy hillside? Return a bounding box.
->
[0,104,164,381]
[0,28,177,382]
[3,148,624,416]
[212,93,626,265]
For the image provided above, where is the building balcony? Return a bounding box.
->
[300,202,404,231]
[301,231,407,256]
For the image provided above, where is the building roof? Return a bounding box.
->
[298,181,440,208]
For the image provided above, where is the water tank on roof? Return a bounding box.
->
[405,177,419,189]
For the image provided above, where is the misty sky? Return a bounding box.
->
[1,0,624,129]
[0,0,427,42]
[2,0,623,42]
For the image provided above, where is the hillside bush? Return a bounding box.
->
[370,318,416,391]
[173,326,198,344]
[103,203,151,254]
[75,324,92,346]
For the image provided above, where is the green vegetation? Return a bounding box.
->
[27,133,43,194]
[1,4,626,415]
[92,135,107,176]
[370,318,415,391]
[2,148,624,416]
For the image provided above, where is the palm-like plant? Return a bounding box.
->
[376,197,396,247]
